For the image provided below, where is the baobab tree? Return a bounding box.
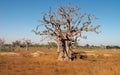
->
[32,4,100,61]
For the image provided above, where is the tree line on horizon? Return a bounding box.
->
[0,38,120,52]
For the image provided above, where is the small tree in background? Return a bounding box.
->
[33,4,100,61]
[12,40,21,47]
[0,38,14,51]
[0,38,5,50]
[22,39,31,51]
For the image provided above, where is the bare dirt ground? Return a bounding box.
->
[0,47,120,75]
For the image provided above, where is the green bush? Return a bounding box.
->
[0,44,15,52]
[106,45,120,49]
[47,42,57,49]
[12,40,21,47]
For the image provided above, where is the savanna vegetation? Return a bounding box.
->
[0,46,120,75]
[0,40,120,75]
[0,38,120,75]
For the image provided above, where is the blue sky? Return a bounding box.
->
[0,0,120,46]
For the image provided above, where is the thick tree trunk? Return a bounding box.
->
[56,43,60,53]
[57,40,72,61]
[57,50,69,61]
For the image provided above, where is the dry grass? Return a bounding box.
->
[0,47,120,75]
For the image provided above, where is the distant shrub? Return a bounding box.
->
[31,42,57,49]
[106,45,120,49]
[47,42,57,49]
[12,40,21,47]
[0,44,15,52]
[76,44,100,49]
[0,38,5,51]
[31,44,47,48]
